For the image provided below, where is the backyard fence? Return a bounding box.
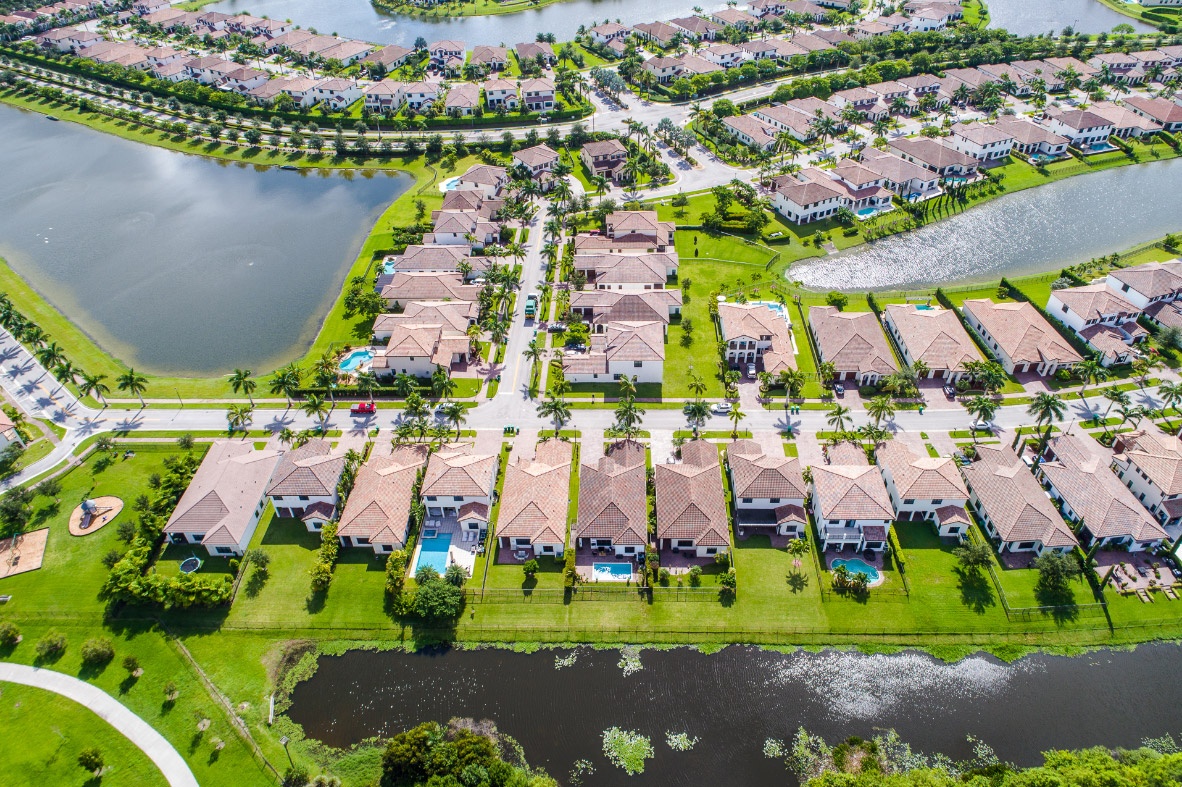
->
[463,585,724,604]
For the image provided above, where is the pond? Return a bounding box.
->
[204,0,1149,48]
[789,158,1182,292]
[288,643,1182,786]
[0,105,408,375]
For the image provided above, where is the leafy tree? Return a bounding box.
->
[80,637,115,665]
[78,748,104,774]
[413,577,464,621]
[952,541,993,573]
[1035,550,1081,594]
[523,558,539,578]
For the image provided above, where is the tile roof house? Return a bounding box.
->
[421,444,499,532]
[723,114,779,151]
[1042,109,1115,148]
[889,137,979,179]
[444,82,480,116]
[668,15,723,41]
[519,77,556,112]
[1111,431,1182,535]
[717,302,797,376]
[1087,100,1162,138]
[726,440,807,537]
[1122,96,1182,133]
[577,212,675,252]
[948,122,1015,161]
[496,440,573,558]
[573,252,677,291]
[337,445,429,552]
[960,298,1082,376]
[163,442,281,557]
[569,289,683,330]
[370,322,473,378]
[875,441,969,536]
[575,440,649,556]
[457,163,509,198]
[655,440,731,557]
[1105,259,1182,310]
[808,305,897,386]
[373,300,478,337]
[380,271,482,308]
[0,411,23,452]
[882,304,981,381]
[512,143,560,178]
[515,40,556,64]
[994,117,1070,159]
[768,174,845,225]
[1045,284,1146,366]
[265,440,347,531]
[563,321,666,384]
[469,44,508,72]
[580,138,628,181]
[810,463,894,551]
[1038,434,1169,552]
[962,444,1077,554]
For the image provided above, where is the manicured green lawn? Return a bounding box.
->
[484,555,564,590]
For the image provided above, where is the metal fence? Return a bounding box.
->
[464,585,724,604]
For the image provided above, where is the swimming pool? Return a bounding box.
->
[415,532,453,575]
[382,259,396,274]
[592,562,632,581]
[750,300,789,320]
[438,176,462,192]
[915,304,933,310]
[338,349,373,372]
[832,557,882,585]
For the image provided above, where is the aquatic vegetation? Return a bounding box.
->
[617,646,642,676]
[602,727,653,775]
[554,651,578,670]
[665,732,699,751]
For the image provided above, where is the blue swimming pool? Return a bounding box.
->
[438,176,462,192]
[338,349,373,372]
[832,557,881,583]
[592,562,632,580]
[856,207,877,217]
[915,304,933,310]
[382,259,396,274]
[415,532,452,575]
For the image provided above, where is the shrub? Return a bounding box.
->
[80,637,115,665]
[244,547,271,573]
[77,748,104,773]
[0,620,19,646]
[309,522,340,592]
[116,519,136,542]
[102,549,122,569]
[163,680,178,700]
[563,547,578,588]
[658,567,670,586]
[688,565,703,587]
[35,632,66,660]
[122,655,140,674]
[413,578,464,621]
[282,766,310,787]
[522,558,539,578]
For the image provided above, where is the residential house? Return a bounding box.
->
[701,43,747,69]
[580,138,628,182]
[882,304,981,381]
[265,440,346,531]
[1088,51,1146,84]
[768,175,844,224]
[961,444,1078,554]
[1112,430,1182,535]
[948,122,1015,161]
[362,44,414,73]
[994,117,1069,159]
[633,21,680,48]
[372,300,479,338]
[777,0,829,21]
[1038,434,1169,552]
[469,44,508,73]
[802,161,896,216]
[162,442,281,557]
[569,289,683,331]
[520,77,556,112]
[370,322,473,378]
[960,298,1082,376]
[1122,95,1182,133]
[573,252,678,291]
[723,114,778,151]
[752,104,816,141]
[1042,109,1115,148]
[738,39,780,61]
[642,56,682,85]
[1105,259,1182,310]
[717,301,796,375]
[727,440,808,538]
[220,66,268,93]
[711,7,759,29]
[0,412,24,452]
[655,440,731,558]
[808,305,897,386]
[429,210,499,248]
[515,40,556,66]
[318,40,374,66]
[444,82,480,116]
[810,463,895,552]
[380,271,482,308]
[363,79,407,114]
[853,20,895,39]
[875,441,970,536]
[1087,101,1162,138]
[402,81,440,111]
[336,445,429,552]
[512,143,560,181]
[1045,284,1146,366]
[889,137,979,180]
[421,444,499,534]
[483,78,518,110]
[429,39,465,66]
[457,163,508,197]
[589,22,631,45]
[668,15,722,41]
[575,440,649,557]
[859,148,942,200]
[310,78,360,111]
[564,321,666,384]
[581,211,675,252]
[496,440,572,558]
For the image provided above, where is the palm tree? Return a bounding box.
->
[1102,387,1130,422]
[727,401,745,438]
[537,394,571,435]
[1073,358,1107,400]
[355,370,379,403]
[866,395,895,426]
[301,393,329,430]
[826,403,851,434]
[1157,380,1182,429]
[278,427,295,446]
[523,339,545,384]
[431,366,457,401]
[1026,392,1067,452]
[78,373,110,408]
[269,365,302,408]
[35,341,66,370]
[858,423,889,450]
[682,399,711,437]
[965,396,999,442]
[226,403,254,432]
[687,371,708,401]
[440,401,467,440]
[230,368,256,405]
[391,372,417,398]
[117,368,149,408]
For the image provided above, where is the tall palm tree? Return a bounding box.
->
[1026,392,1067,452]
[356,370,379,403]
[1157,380,1182,429]
[35,341,66,371]
[278,427,295,446]
[1102,387,1131,423]
[866,395,895,426]
[269,365,302,408]
[226,403,254,432]
[440,401,467,440]
[613,396,645,439]
[537,394,571,436]
[431,366,457,401]
[826,403,851,434]
[117,368,149,408]
[230,368,256,405]
[682,399,711,437]
[727,402,745,439]
[965,396,999,442]
[78,373,110,408]
[523,339,545,383]
[301,394,329,430]
[687,371,707,401]
[1073,358,1107,401]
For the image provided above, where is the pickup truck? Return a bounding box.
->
[349,402,376,415]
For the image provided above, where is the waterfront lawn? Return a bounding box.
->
[894,523,1001,620]
[484,555,565,591]
[0,683,169,787]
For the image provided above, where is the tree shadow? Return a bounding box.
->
[118,673,139,695]
[304,589,327,614]
[188,730,204,755]
[243,569,268,598]
[1035,580,1080,624]
[786,570,809,594]
[954,567,996,615]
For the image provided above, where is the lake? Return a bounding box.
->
[789,158,1182,292]
[288,644,1182,786]
[0,105,407,375]
[203,0,1149,48]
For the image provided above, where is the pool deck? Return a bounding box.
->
[411,517,478,579]
[574,545,638,582]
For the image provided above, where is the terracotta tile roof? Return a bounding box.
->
[775,503,808,525]
[827,442,869,466]
[727,440,807,499]
[513,144,560,168]
[655,440,729,546]
[951,121,1015,145]
[1144,300,1182,330]
[469,44,507,64]
[265,440,346,498]
[961,299,1082,367]
[1108,259,1182,300]
[876,441,967,500]
[164,442,281,545]
[1088,101,1162,133]
[380,272,481,303]
[421,444,498,498]
[392,244,473,271]
[496,441,572,545]
[576,440,648,545]
[338,445,430,547]
[1124,95,1182,125]
[994,117,1069,147]
[1112,430,1182,496]
[1053,283,1139,320]
[889,137,978,169]
[1040,434,1168,543]
[569,290,682,325]
[573,252,675,285]
[458,163,507,188]
[812,464,894,521]
[375,301,477,334]
[884,304,981,371]
[809,306,897,376]
[1079,324,1136,363]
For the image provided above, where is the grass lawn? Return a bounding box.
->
[484,555,565,591]
[0,683,168,787]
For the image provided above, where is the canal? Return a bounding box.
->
[203,0,1149,49]
[0,105,407,375]
[790,157,1182,292]
[288,643,1182,786]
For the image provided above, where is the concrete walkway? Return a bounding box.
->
[0,662,199,787]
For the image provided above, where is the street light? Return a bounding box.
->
[279,735,292,766]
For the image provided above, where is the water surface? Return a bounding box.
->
[985,0,1152,36]
[0,105,406,375]
[791,158,1182,291]
[289,644,1182,786]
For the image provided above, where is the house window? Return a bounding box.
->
[624,546,636,554]
[677,539,693,547]
[706,548,718,555]
[454,496,463,502]
[769,498,780,504]
[216,547,234,555]
[356,537,370,545]
[634,361,643,368]
[426,496,437,502]
[903,499,915,505]
[931,499,943,505]
[742,498,753,504]
[298,495,309,501]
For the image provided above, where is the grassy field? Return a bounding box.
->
[0,683,169,787]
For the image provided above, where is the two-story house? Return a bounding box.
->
[727,440,808,539]
[265,440,347,531]
[875,442,970,536]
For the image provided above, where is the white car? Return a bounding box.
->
[711,402,733,415]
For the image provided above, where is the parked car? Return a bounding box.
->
[833,383,845,397]
[942,384,957,399]
[547,322,567,332]
[349,402,376,415]
[746,363,757,378]
[969,420,992,432]
[711,402,733,415]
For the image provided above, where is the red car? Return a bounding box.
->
[349,402,376,415]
